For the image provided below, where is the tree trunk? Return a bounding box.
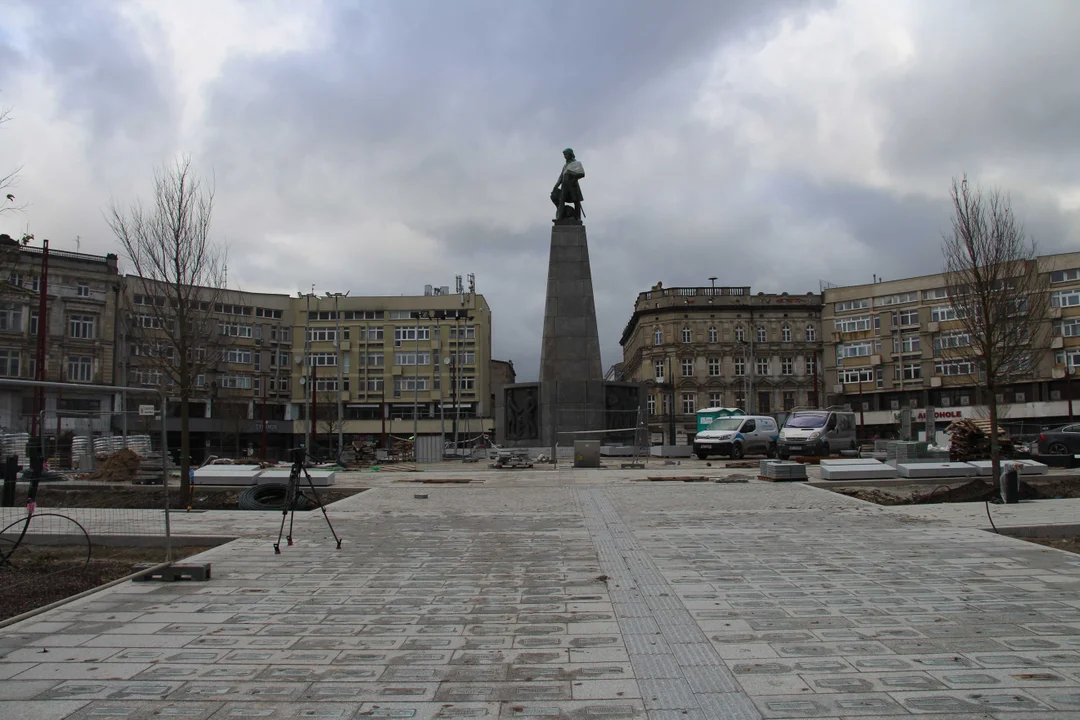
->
[180,394,190,499]
[988,383,1001,485]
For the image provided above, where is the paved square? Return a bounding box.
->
[4,468,1080,718]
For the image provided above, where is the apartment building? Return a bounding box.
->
[821,250,1080,432]
[119,279,296,460]
[290,287,493,449]
[0,237,121,433]
[620,284,823,440]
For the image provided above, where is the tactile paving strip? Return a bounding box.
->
[577,488,759,718]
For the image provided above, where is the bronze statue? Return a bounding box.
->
[551,148,585,222]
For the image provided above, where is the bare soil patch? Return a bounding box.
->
[0,544,211,621]
[832,476,1080,506]
[13,485,365,511]
[1016,536,1080,556]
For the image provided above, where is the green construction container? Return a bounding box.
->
[696,407,745,433]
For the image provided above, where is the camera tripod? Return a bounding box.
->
[274,447,343,553]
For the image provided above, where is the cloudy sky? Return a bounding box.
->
[2,0,1078,381]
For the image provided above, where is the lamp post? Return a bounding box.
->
[412,310,429,447]
[326,291,349,458]
[297,290,316,454]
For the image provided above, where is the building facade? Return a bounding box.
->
[821,251,1080,434]
[289,288,494,451]
[620,284,823,441]
[0,238,121,433]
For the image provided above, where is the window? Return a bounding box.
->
[1051,269,1080,284]
[681,358,694,376]
[76,283,90,297]
[934,330,971,351]
[366,352,385,366]
[804,325,816,342]
[931,306,959,322]
[806,355,817,376]
[899,333,921,354]
[367,377,384,392]
[1052,290,1080,308]
[307,328,340,342]
[755,357,770,376]
[28,310,38,336]
[734,325,744,342]
[654,359,665,380]
[455,351,476,365]
[837,341,872,361]
[132,369,163,386]
[707,326,718,343]
[1056,350,1080,369]
[315,378,340,392]
[757,326,766,343]
[734,358,745,376]
[923,287,949,301]
[1058,318,1080,337]
[876,292,917,306]
[834,298,869,313]
[895,309,919,326]
[734,390,746,410]
[781,325,791,342]
[306,352,338,366]
[653,327,663,346]
[67,355,93,382]
[459,376,475,391]
[783,391,795,412]
[68,314,96,339]
[934,360,976,376]
[839,367,873,384]
[0,349,18,377]
[389,310,414,320]
[218,375,253,389]
[255,307,284,319]
[903,363,921,380]
[393,351,430,366]
[707,358,721,376]
[708,392,723,407]
[834,315,872,333]
[647,395,656,415]
[681,393,695,415]
[220,323,253,338]
[7,272,21,287]
[681,327,691,343]
[0,302,21,332]
[367,327,384,341]
[225,349,252,364]
[450,325,476,339]
[661,394,671,415]
[394,326,431,342]
[756,393,770,414]
[781,357,793,375]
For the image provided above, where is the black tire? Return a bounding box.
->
[696,452,709,460]
[820,443,830,458]
[1048,442,1070,455]
[767,443,777,459]
[239,483,313,511]
[778,452,789,461]
[730,443,744,460]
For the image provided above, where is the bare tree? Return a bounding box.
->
[314,391,344,458]
[108,157,230,497]
[942,175,1051,481]
[0,104,24,216]
[0,103,33,302]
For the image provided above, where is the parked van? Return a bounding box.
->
[693,415,778,460]
[778,409,857,458]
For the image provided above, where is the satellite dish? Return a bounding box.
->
[299,377,307,386]
[444,357,451,365]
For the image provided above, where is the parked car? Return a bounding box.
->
[1037,424,1080,455]
[693,415,778,460]
[778,409,858,459]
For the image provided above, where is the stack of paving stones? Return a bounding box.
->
[758,459,808,481]
[2,481,1080,718]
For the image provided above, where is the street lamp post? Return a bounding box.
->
[297,291,316,454]
[326,291,349,458]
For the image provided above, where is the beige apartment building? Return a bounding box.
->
[0,237,121,433]
[289,287,493,449]
[620,284,823,440]
[821,250,1080,433]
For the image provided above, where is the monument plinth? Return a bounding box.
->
[496,148,642,450]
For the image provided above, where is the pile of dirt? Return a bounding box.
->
[1018,536,1080,556]
[0,545,208,621]
[86,449,141,483]
[835,476,1080,506]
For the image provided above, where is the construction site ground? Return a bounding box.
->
[11,485,367,511]
[4,460,1080,718]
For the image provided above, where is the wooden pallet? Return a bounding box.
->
[132,562,211,582]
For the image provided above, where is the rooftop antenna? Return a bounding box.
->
[74,235,80,253]
[708,276,717,289]
[468,273,475,294]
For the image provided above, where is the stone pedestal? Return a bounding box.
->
[495,220,643,449]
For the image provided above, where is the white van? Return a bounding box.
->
[778,409,858,458]
[693,415,779,460]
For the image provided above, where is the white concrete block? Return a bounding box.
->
[650,445,693,458]
[191,465,262,486]
[968,459,1049,476]
[256,467,336,486]
[896,462,976,478]
[819,464,898,480]
[820,458,885,467]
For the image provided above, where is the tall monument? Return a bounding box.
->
[496,148,642,449]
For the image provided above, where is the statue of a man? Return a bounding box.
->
[551,147,585,221]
